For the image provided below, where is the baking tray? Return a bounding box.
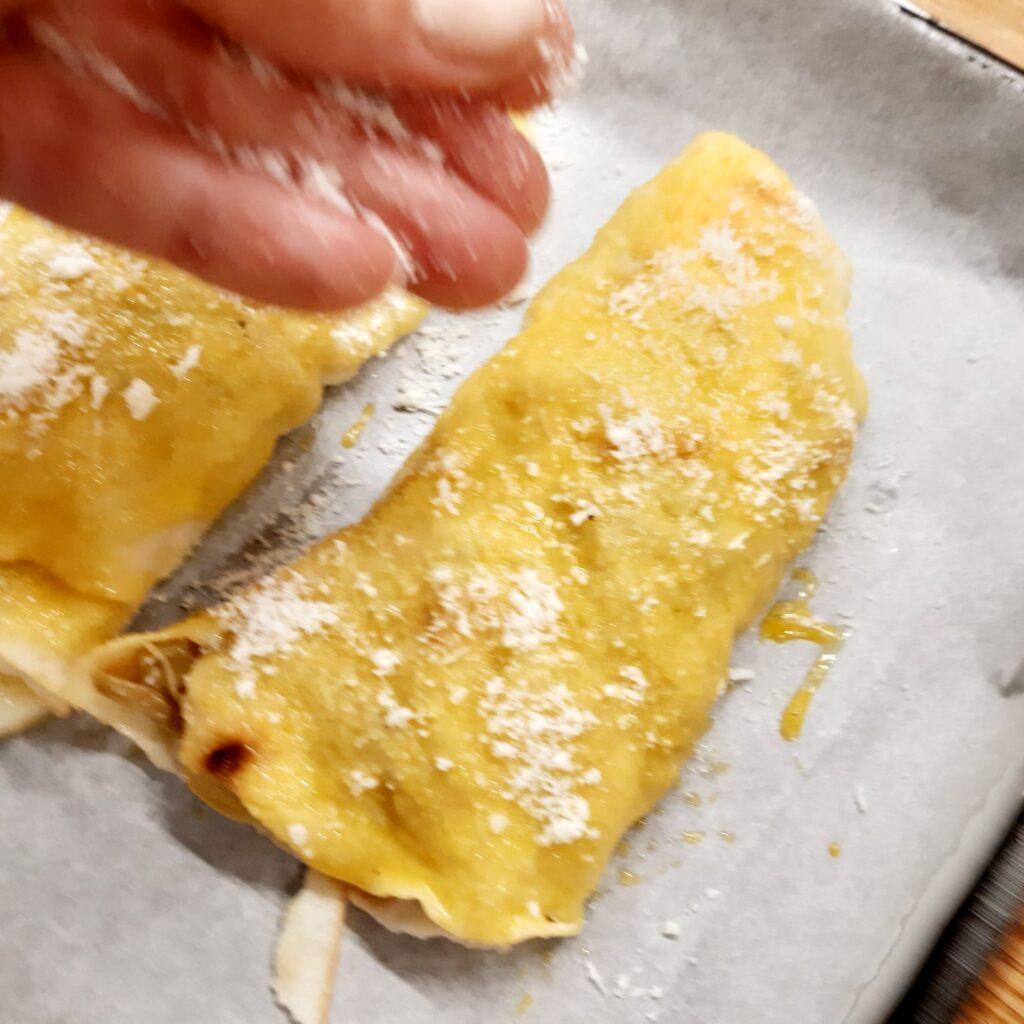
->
[2,1,1023,1022]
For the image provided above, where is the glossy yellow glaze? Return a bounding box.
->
[779,645,843,742]
[760,570,844,645]
[0,206,425,726]
[341,403,376,448]
[90,133,866,946]
[761,568,846,741]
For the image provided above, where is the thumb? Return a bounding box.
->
[180,0,573,99]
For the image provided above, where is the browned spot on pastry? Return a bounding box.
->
[204,741,252,778]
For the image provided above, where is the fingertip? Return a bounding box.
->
[415,0,578,104]
[0,53,398,312]
[457,117,551,235]
[412,0,548,66]
[455,127,551,236]
[181,0,575,99]
[241,206,400,312]
[92,138,400,311]
[399,100,551,236]
[411,211,529,309]
[494,1,579,108]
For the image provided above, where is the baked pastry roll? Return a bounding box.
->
[85,133,865,944]
[0,205,425,731]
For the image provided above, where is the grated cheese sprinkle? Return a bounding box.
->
[609,219,782,328]
[0,308,94,437]
[602,666,650,706]
[170,344,203,379]
[287,823,309,848]
[501,570,564,652]
[347,770,380,796]
[428,567,564,652]
[480,677,597,847]
[600,405,669,462]
[45,243,99,281]
[122,377,159,421]
[213,574,339,698]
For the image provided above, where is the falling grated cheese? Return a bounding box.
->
[30,21,165,117]
[316,80,414,146]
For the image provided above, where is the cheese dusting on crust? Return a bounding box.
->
[87,133,866,947]
[0,206,425,731]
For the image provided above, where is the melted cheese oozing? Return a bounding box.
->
[88,133,866,945]
[0,208,425,727]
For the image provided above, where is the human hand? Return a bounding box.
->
[0,0,575,309]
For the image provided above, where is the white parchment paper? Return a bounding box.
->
[3,1,1023,1022]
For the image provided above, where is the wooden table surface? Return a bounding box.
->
[889,815,1024,1023]
[913,0,1024,69]
[955,915,1024,1024]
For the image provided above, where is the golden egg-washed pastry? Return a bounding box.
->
[84,132,866,945]
[0,205,426,733]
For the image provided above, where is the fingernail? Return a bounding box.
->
[413,0,548,60]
